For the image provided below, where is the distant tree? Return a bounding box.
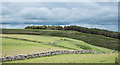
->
[47,25,63,30]
[25,25,119,39]
[40,25,47,29]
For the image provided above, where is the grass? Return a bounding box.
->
[1,34,62,43]
[5,53,118,63]
[1,29,119,50]
[56,38,115,53]
[1,34,115,53]
[2,38,69,56]
[1,30,118,63]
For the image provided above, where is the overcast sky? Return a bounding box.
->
[1,2,118,31]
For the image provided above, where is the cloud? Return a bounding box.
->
[1,2,118,31]
[52,8,71,19]
[19,7,54,20]
[77,24,118,31]
[2,7,14,15]
[16,6,117,23]
[2,0,119,2]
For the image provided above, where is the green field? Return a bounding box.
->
[2,38,68,56]
[1,34,115,55]
[5,53,118,63]
[1,34,62,43]
[55,38,114,53]
[2,29,119,50]
[1,29,119,63]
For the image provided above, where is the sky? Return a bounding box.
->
[0,2,118,31]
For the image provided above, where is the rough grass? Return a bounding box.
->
[5,53,118,63]
[1,34,62,43]
[2,38,69,56]
[1,34,115,53]
[56,38,115,53]
[2,29,119,50]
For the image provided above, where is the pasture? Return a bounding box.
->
[2,29,119,50]
[2,38,68,56]
[1,34,115,56]
[1,29,119,63]
[1,34,62,43]
[5,53,118,63]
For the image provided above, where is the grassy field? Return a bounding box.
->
[5,53,118,63]
[2,29,119,50]
[2,38,69,56]
[1,34,115,54]
[1,34,62,43]
[56,38,114,53]
[1,29,119,63]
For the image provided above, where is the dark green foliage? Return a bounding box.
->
[25,25,119,39]
[25,25,47,29]
[47,26,63,30]
[2,29,119,51]
[64,25,119,39]
[115,57,120,65]
[25,25,63,30]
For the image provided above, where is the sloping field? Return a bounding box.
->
[2,38,69,56]
[56,38,114,53]
[1,34,115,57]
[2,29,119,50]
[1,34,62,43]
[5,53,118,63]
[1,34,118,63]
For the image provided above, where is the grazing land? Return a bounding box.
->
[1,34,62,43]
[2,38,68,56]
[5,53,118,63]
[2,29,119,50]
[1,34,115,56]
[1,29,119,63]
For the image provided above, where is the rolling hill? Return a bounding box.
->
[0,29,119,63]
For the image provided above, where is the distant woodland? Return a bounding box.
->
[25,25,119,39]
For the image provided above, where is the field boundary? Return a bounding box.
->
[0,50,99,62]
[2,36,77,50]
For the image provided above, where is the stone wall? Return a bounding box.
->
[3,37,77,50]
[0,50,99,62]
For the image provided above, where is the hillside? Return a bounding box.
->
[2,37,69,56]
[25,25,119,39]
[1,34,114,55]
[1,29,119,63]
[2,29,119,51]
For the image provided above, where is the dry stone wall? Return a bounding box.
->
[0,50,99,62]
[2,37,77,50]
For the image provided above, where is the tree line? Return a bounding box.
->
[25,25,119,39]
[25,25,63,30]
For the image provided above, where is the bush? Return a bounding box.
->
[115,57,120,64]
